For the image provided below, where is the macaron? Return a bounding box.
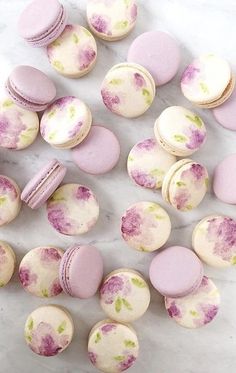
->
[59,244,104,298]
[87,0,138,41]
[18,0,67,47]
[213,153,236,204]
[154,106,207,156]
[212,87,236,130]
[0,175,21,226]
[127,31,181,86]
[149,246,204,298]
[5,66,56,112]
[0,98,39,150]
[101,63,156,118]
[100,268,150,323]
[21,159,67,209]
[24,305,74,356]
[192,215,236,268]
[162,159,209,211]
[181,54,235,108]
[127,138,176,189]
[88,320,139,373]
[72,125,120,175]
[121,201,171,252]
[47,24,97,78]
[47,184,99,235]
[165,276,220,328]
[40,96,92,149]
[0,241,16,287]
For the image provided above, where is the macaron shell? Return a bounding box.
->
[121,201,171,252]
[213,153,236,204]
[212,87,236,130]
[0,241,16,287]
[193,215,236,268]
[100,269,150,322]
[88,320,139,373]
[101,63,156,118]
[19,247,63,297]
[47,25,97,78]
[24,305,74,356]
[87,0,138,41]
[165,276,220,328]
[0,175,21,226]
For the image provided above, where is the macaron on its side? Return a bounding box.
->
[213,153,236,204]
[0,241,16,287]
[0,175,21,226]
[212,87,236,130]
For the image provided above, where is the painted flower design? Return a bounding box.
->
[0,111,26,149]
[0,176,18,200]
[101,88,121,112]
[130,4,138,22]
[130,170,156,189]
[173,188,191,210]
[88,350,97,365]
[40,248,62,262]
[181,64,200,84]
[79,47,96,70]
[50,279,63,297]
[166,301,182,318]
[100,323,117,334]
[90,14,111,34]
[207,217,236,261]
[0,246,7,267]
[19,266,37,287]
[185,126,206,150]
[101,275,132,304]
[76,186,91,201]
[121,207,142,238]
[118,354,137,371]
[133,73,146,89]
[136,138,155,151]
[68,122,82,139]
[54,96,74,110]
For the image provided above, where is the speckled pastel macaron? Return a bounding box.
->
[100,269,150,323]
[165,276,220,328]
[47,184,99,235]
[212,87,236,130]
[0,98,39,150]
[181,54,235,108]
[101,63,156,118]
[213,153,236,204]
[40,96,92,149]
[19,246,63,297]
[0,241,16,287]
[192,215,236,268]
[24,305,74,356]
[0,175,21,226]
[154,106,207,156]
[88,320,139,373]
[87,0,138,41]
[47,24,97,78]
[127,138,176,189]
[162,159,209,211]
[121,201,171,252]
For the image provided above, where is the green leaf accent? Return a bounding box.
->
[186,204,193,210]
[0,282,5,287]
[0,197,6,206]
[41,289,49,297]
[115,297,122,312]
[115,20,128,30]
[83,28,92,37]
[128,155,134,161]
[73,33,79,44]
[124,0,131,6]
[69,106,76,118]
[155,215,165,220]
[131,278,146,288]
[48,110,56,118]
[27,317,34,330]
[231,256,236,265]
[25,334,32,342]
[114,355,125,361]
[50,194,65,202]
[185,114,203,128]
[53,60,64,72]
[205,178,209,188]
[150,169,165,177]
[174,134,187,143]
[3,99,13,107]
[200,82,209,94]
[190,310,198,317]
[95,332,101,344]
[176,181,186,187]
[142,88,152,105]
[124,340,136,348]
[109,78,123,85]
[122,298,133,311]
[148,203,158,212]
[139,246,148,252]
[51,40,61,47]
[48,131,57,140]
[57,320,66,334]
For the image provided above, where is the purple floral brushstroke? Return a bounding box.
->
[186,127,206,150]
[202,304,219,325]
[173,189,191,210]
[79,47,96,70]
[166,301,182,318]
[0,176,18,200]
[0,246,6,266]
[55,96,75,110]
[19,267,37,287]
[76,186,91,201]
[100,275,124,304]
[50,279,63,296]
[40,248,62,262]
[207,217,236,261]
[121,207,142,237]
[131,170,156,189]
[130,4,138,22]
[88,350,97,365]
[101,89,120,112]
[47,207,72,234]
[90,14,111,34]
[133,73,145,89]
[100,323,116,334]
[181,64,200,84]
[68,122,82,139]
[136,138,156,151]
[118,355,136,371]
[0,112,26,149]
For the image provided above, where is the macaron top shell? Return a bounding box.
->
[24,305,74,356]
[193,215,236,268]
[0,241,16,287]
[19,246,63,297]
[101,63,156,118]
[40,96,92,149]
[154,106,206,156]
[127,138,176,189]
[0,175,21,226]
[213,153,236,204]
[87,0,138,41]
[181,54,232,104]
[165,276,220,328]
[121,201,171,252]
[149,246,204,298]
[212,87,236,131]
[127,31,180,86]
[88,320,139,373]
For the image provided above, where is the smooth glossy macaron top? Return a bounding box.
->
[212,87,236,131]
[59,244,104,298]
[0,241,16,287]
[149,246,204,298]
[127,30,181,86]
[213,153,236,204]
[0,175,21,226]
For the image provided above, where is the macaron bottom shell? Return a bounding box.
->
[0,241,16,287]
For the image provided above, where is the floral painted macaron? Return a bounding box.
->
[192,215,236,268]
[0,98,39,150]
[87,0,138,41]
[0,241,16,287]
[24,305,74,356]
[47,24,97,78]
[121,201,171,252]
[165,276,220,328]
[40,96,92,149]
[100,268,150,322]
[0,175,21,226]
[101,63,156,118]
[154,106,207,156]
[127,138,176,189]
[19,246,63,297]
[181,54,235,108]
[47,184,99,235]
[162,159,209,211]
[88,320,139,373]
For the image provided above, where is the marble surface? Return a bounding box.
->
[0,0,236,372]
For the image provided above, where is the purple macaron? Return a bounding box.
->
[212,87,236,131]
[149,246,204,298]
[59,245,104,299]
[18,0,68,47]
[213,153,236,204]
[21,159,66,209]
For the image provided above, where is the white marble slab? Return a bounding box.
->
[0,0,235,372]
